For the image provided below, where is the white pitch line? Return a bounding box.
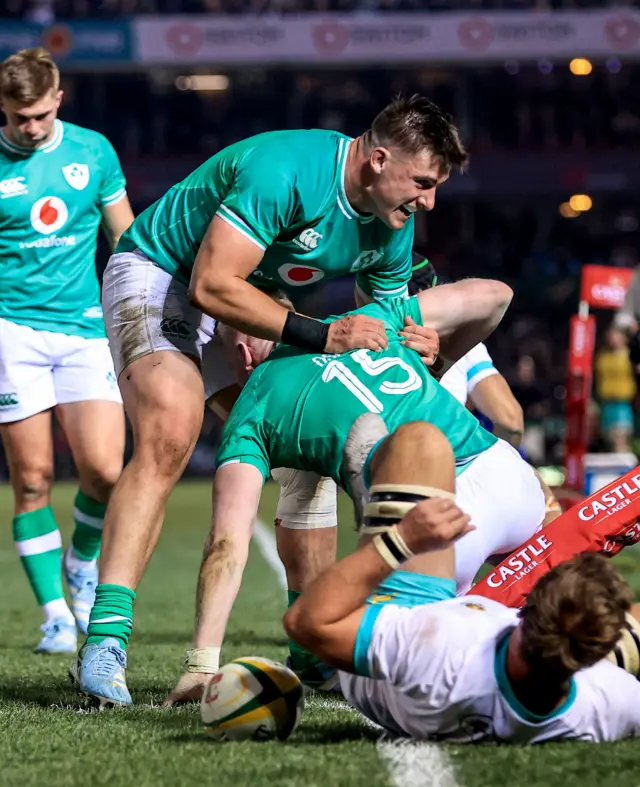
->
[253,519,461,787]
[377,740,460,787]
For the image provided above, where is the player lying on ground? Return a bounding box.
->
[164,288,551,704]
[284,423,640,743]
[269,255,542,686]
[0,48,133,653]
[75,95,473,706]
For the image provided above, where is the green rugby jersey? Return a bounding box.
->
[0,120,126,338]
[216,297,497,491]
[118,129,412,300]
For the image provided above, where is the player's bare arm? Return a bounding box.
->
[189,217,388,353]
[101,196,134,251]
[468,374,524,448]
[415,278,513,374]
[284,498,472,673]
[164,461,264,706]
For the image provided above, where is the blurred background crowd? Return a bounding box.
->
[2,0,640,478]
[5,0,640,20]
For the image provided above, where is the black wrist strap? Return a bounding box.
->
[281,312,329,353]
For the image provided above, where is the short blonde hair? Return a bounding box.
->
[0,48,60,104]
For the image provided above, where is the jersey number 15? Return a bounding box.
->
[322,350,422,414]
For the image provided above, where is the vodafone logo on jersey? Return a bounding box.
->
[30,196,68,235]
[278,264,325,287]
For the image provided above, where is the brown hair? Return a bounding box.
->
[519,553,631,677]
[367,94,468,174]
[0,48,60,104]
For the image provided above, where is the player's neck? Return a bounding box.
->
[344,136,375,217]
[505,628,570,717]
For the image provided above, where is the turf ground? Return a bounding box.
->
[1,480,640,787]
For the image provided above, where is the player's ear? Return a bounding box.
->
[237,342,253,373]
[370,147,389,175]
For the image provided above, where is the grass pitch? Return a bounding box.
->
[0,481,639,787]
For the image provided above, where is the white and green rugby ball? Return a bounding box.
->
[201,657,305,741]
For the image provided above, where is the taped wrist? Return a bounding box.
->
[281,312,329,353]
[185,647,221,674]
[362,484,456,535]
[372,527,414,570]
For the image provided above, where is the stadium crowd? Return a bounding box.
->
[4,0,640,20]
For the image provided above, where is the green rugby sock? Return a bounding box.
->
[287,589,324,672]
[13,506,66,607]
[71,490,105,562]
[86,584,135,649]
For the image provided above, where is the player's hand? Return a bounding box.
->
[398,498,474,553]
[399,317,439,367]
[162,671,212,707]
[324,314,388,354]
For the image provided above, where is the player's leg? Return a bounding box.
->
[1,414,77,653]
[363,419,458,586]
[52,333,125,634]
[453,439,545,594]
[272,468,339,688]
[0,317,75,653]
[74,251,208,707]
[344,415,459,610]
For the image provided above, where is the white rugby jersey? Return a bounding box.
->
[440,343,497,406]
[340,596,640,744]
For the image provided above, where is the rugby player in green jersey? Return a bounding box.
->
[0,49,134,653]
[163,287,548,705]
[77,95,475,705]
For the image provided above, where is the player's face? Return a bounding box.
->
[0,89,62,148]
[368,146,449,230]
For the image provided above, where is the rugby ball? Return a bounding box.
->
[606,613,640,677]
[201,656,304,741]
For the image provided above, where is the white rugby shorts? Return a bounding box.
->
[102,250,235,399]
[0,317,122,423]
[454,439,545,594]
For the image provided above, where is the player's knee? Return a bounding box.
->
[13,466,53,507]
[390,421,450,460]
[79,459,123,502]
[133,419,199,480]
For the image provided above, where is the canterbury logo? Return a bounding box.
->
[0,176,27,198]
[160,318,190,339]
[0,392,18,407]
[293,228,322,251]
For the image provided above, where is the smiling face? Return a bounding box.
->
[367,145,449,230]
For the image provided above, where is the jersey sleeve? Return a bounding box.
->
[216,149,297,252]
[98,136,127,207]
[355,220,413,301]
[463,343,498,395]
[215,387,270,481]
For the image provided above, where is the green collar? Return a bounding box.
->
[336,137,375,224]
[0,119,64,156]
[494,629,577,723]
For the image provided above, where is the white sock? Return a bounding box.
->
[64,546,97,574]
[42,598,74,624]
